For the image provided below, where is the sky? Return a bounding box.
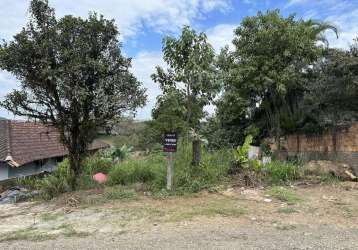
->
[0,0,357,120]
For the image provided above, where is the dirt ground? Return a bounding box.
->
[0,182,358,250]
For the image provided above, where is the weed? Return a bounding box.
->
[0,227,55,242]
[57,224,90,238]
[37,159,72,200]
[263,161,302,185]
[40,212,64,222]
[267,187,302,204]
[277,207,298,214]
[203,207,246,217]
[104,186,137,200]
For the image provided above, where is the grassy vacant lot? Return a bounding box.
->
[0,182,358,249]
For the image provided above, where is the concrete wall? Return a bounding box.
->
[0,162,9,181]
[286,123,358,173]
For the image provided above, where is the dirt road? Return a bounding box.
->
[0,183,358,249]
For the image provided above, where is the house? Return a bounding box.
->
[0,120,109,180]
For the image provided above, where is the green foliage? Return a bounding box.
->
[77,156,114,189]
[16,176,40,190]
[216,9,337,143]
[298,48,358,133]
[263,161,301,185]
[37,159,73,200]
[104,186,137,200]
[173,140,231,193]
[100,145,133,161]
[267,186,302,204]
[260,140,272,156]
[233,135,253,167]
[151,25,220,132]
[81,156,114,175]
[107,154,166,189]
[0,0,146,177]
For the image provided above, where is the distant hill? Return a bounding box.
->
[0,117,7,120]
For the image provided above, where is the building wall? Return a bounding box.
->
[0,162,9,181]
[8,158,58,179]
[286,123,358,173]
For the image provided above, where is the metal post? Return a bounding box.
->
[167,152,173,190]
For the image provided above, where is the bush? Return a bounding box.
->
[37,159,73,200]
[173,141,232,193]
[76,155,114,189]
[16,176,40,190]
[81,156,114,175]
[107,154,166,190]
[263,161,302,185]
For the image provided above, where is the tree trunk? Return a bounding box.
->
[332,126,337,155]
[191,139,201,166]
[68,148,81,190]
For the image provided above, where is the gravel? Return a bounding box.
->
[1,223,358,250]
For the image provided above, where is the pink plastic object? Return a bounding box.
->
[92,172,107,184]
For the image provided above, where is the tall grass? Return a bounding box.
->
[263,161,302,185]
[173,141,232,193]
[107,153,166,190]
[37,159,73,200]
[107,140,232,193]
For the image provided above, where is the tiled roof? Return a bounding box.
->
[0,120,109,167]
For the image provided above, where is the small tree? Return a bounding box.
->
[151,26,219,166]
[0,0,146,183]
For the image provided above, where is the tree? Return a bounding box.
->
[151,26,219,165]
[151,89,187,135]
[299,47,358,150]
[0,0,146,182]
[217,10,337,147]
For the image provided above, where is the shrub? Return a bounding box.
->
[37,159,72,200]
[99,145,133,162]
[76,156,114,189]
[107,154,166,190]
[263,161,302,185]
[81,156,114,175]
[233,134,252,168]
[16,176,39,190]
[173,141,231,193]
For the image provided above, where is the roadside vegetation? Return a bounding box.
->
[16,135,308,201]
[1,1,356,204]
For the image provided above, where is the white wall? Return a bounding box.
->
[8,158,58,179]
[0,162,9,181]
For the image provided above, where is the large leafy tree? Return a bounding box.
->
[217,10,337,146]
[151,26,219,165]
[299,46,358,149]
[0,0,146,179]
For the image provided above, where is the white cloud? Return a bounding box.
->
[206,23,237,52]
[0,0,231,40]
[131,51,166,120]
[325,9,358,49]
[0,0,231,119]
[0,52,165,120]
[285,0,310,8]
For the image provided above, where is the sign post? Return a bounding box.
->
[163,132,177,190]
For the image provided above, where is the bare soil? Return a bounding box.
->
[0,182,358,249]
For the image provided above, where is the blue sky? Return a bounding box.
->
[0,0,357,120]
